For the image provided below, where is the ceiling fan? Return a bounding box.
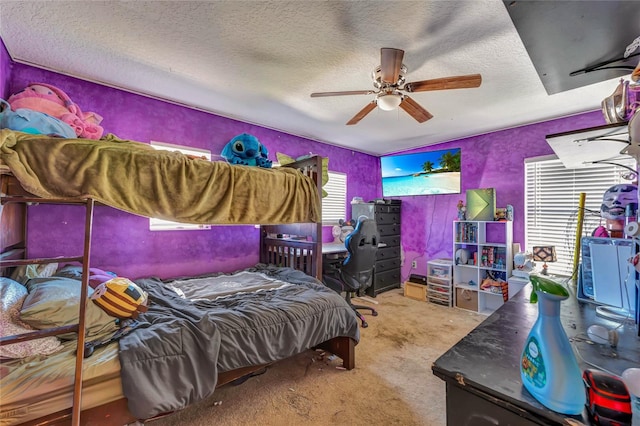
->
[310,48,482,125]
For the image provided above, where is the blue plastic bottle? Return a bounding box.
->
[520,274,585,415]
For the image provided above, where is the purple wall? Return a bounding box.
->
[5,51,608,285]
[395,111,606,282]
[7,62,379,279]
[0,39,11,99]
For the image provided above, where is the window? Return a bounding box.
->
[524,155,636,277]
[322,171,347,224]
[149,142,212,231]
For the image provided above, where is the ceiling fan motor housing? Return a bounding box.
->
[372,65,407,89]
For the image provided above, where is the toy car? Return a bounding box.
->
[583,369,632,426]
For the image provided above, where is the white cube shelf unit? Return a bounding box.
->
[453,220,513,315]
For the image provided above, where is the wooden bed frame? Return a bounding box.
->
[0,155,356,426]
[261,156,323,280]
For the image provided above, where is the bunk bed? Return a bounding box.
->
[0,129,358,425]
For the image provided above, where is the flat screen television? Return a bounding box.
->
[380,148,461,196]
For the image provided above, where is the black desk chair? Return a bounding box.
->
[323,218,379,328]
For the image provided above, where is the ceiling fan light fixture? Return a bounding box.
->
[377,93,402,111]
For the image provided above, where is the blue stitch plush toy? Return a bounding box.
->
[221,133,272,168]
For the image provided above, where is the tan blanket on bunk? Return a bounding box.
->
[0,130,320,224]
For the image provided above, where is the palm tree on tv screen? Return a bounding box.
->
[438,151,461,172]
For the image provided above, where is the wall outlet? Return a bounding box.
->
[411,260,417,269]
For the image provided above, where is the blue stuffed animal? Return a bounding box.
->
[221,133,272,168]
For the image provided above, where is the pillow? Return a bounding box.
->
[53,265,84,280]
[0,99,77,138]
[89,273,117,289]
[54,265,118,289]
[20,277,117,340]
[0,277,62,358]
[91,277,149,319]
[11,262,58,284]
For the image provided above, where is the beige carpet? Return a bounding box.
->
[152,288,484,426]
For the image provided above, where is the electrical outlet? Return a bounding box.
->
[411,260,417,269]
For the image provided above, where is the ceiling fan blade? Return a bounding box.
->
[404,74,482,92]
[380,48,405,84]
[346,101,377,125]
[399,96,433,123]
[311,90,376,97]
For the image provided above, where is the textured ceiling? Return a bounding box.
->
[1,1,638,155]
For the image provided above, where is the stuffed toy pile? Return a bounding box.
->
[221,133,272,167]
[0,83,104,139]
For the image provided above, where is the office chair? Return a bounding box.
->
[323,218,379,328]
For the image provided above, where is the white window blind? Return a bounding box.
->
[149,142,212,231]
[525,156,636,277]
[322,171,347,224]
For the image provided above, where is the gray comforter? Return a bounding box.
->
[118,264,360,419]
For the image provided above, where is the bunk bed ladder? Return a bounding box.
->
[0,195,95,426]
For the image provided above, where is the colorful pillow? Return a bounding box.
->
[0,99,77,138]
[0,277,62,358]
[20,277,117,340]
[91,277,148,319]
[8,83,104,139]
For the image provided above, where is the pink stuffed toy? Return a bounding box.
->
[8,83,104,139]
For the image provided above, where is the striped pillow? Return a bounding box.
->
[91,277,148,319]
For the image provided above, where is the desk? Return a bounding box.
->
[322,243,348,278]
[322,242,389,260]
[432,283,640,425]
[322,242,348,255]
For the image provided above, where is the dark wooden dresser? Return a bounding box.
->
[351,201,401,297]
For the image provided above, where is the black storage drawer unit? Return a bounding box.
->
[376,245,400,261]
[378,223,401,236]
[379,234,400,247]
[352,201,402,297]
[374,268,401,291]
[375,212,400,224]
[376,257,400,273]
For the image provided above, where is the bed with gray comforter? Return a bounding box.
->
[118,264,360,419]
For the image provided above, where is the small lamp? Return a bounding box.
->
[377,93,402,111]
[532,246,557,275]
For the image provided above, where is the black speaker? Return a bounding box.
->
[409,274,427,285]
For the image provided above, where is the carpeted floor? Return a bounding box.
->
[151,288,485,426]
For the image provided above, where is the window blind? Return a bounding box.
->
[322,171,347,224]
[525,156,636,277]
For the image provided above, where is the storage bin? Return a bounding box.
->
[404,281,427,302]
[456,288,478,311]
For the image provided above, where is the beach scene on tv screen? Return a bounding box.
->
[381,148,461,196]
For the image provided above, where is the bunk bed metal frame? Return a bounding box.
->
[0,155,355,426]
